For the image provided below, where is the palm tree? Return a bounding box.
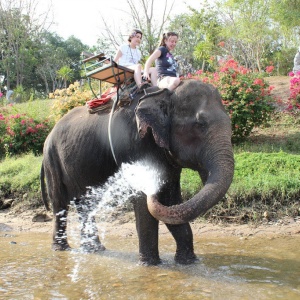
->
[57,66,73,88]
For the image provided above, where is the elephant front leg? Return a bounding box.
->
[79,215,105,252]
[166,223,198,264]
[52,208,71,251]
[75,199,105,253]
[133,198,161,265]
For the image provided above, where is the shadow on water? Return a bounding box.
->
[1,232,299,299]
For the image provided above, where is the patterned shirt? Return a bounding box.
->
[155,46,178,77]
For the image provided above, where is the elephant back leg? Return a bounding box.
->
[52,203,70,251]
[74,198,105,252]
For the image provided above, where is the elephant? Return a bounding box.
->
[40,79,234,265]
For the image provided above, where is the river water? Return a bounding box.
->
[1,162,299,299]
[1,230,299,299]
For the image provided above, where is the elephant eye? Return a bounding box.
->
[195,120,207,128]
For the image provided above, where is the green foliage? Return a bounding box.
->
[1,114,52,156]
[272,48,296,76]
[188,59,275,142]
[231,151,300,202]
[57,66,74,88]
[0,100,54,158]
[181,151,300,202]
[180,150,300,221]
[50,82,94,121]
[180,169,202,200]
[0,154,43,197]
[50,80,112,121]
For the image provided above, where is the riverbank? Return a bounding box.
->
[1,75,299,239]
[1,207,299,240]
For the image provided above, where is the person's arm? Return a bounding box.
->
[114,49,122,63]
[143,49,161,80]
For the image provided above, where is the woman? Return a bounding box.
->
[143,32,180,91]
[293,46,300,74]
[114,29,157,88]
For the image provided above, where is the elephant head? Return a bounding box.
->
[135,79,234,224]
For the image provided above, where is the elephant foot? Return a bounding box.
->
[139,255,162,266]
[80,242,106,253]
[174,251,198,265]
[80,236,106,253]
[52,241,71,251]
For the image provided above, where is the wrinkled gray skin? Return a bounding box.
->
[41,79,234,265]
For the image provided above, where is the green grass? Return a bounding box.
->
[0,154,43,209]
[0,99,54,121]
[234,112,300,154]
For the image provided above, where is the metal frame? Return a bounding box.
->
[81,52,134,97]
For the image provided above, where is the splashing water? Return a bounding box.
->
[69,160,165,250]
[120,160,165,195]
[80,160,165,215]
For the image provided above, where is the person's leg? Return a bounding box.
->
[149,67,158,86]
[134,64,143,86]
[158,76,181,91]
[168,77,181,90]
[128,64,143,87]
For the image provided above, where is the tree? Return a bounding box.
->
[97,0,175,58]
[0,0,51,90]
[188,2,222,71]
[35,31,72,93]
[214,0,279,72]
[167,13,202,75]
[57,66,73,89]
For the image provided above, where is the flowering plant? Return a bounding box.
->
[50,81,111,121]
[0,113,53,157]
[185,59,275,143]
[287,71,300,112]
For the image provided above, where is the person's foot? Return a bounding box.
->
[138,82,151,91]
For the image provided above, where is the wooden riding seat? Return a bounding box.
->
[81,52,134,85]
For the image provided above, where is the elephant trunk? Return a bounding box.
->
[147,150,234,224]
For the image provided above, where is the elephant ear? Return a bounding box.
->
[135,88,172,150]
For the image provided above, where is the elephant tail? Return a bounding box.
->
[40,162,50,211]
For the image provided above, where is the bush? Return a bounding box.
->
[1,114,53,156]
[187,59,276,143]
[50,81,112,121]
[287,71,300,112]
[0,100,54,158]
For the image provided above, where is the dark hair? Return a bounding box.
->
[159,32,178,47]
[128,29,143,42]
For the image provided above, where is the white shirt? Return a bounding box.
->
[118,44,141,67]
[293,52,300,73]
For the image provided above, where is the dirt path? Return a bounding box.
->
[265,75,290,102]
[1,208,299,239]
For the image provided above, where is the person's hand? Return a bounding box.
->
[142,71,150,81]
[104,57,111,64]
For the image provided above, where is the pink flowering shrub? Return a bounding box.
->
[287,71,300,112]
[265,65,275,75]
[185,59,275,143]
[0,112,53,157]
